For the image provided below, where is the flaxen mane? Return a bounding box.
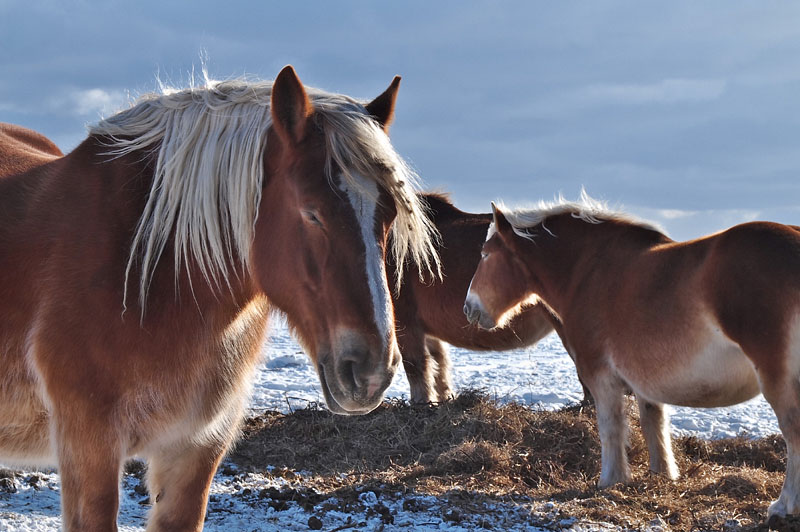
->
[90,77,441,311]
[492,189,665,240]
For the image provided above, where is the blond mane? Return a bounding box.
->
[492,190,666,240]
[90,77,441,312]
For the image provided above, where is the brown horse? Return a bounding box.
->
[392,193,557,403]
[464,192,800,518]
[0,66,440,531]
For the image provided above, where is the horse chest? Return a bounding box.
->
[610,325,761,408]
[189,302,269,422]
[132,300,269,452]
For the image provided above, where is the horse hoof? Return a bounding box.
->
[649,462,679,481]
[597,473,630,489]
[409,390,435,404]
[768,498,792,519]
[437,391,456,403]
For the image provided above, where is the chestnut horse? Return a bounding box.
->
[0,66,440,531]
[465,193,800,518]
[392,193,558,403]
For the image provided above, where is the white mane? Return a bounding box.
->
[491,190,666,240]
[90,77,441,312]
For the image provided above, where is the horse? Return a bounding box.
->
[0,65,441,531]
[392,193,575,403]
[464,192,800,519]
[0,122,64,170]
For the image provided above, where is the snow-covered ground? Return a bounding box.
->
[254,320,779,441]
[0,320,781,531]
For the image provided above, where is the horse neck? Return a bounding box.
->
[391,194,490,282]
[0,142,78,255]
[53,138,258,327]
[0,127,63,227]
[520,215,643,315]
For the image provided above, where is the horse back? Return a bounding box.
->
[0,123,63,178]
[573,221,799,407]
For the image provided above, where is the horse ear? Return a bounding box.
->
[365,76,401,132]
[271,65,312,145]
[491,203,514,236]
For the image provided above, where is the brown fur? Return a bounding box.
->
[0,67,410,531]
[392,193,562,403]
[466,206,800,518]
[0,122,63,174]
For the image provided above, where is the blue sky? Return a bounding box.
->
[2,1,799,239]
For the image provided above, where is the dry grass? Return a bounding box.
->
[230,391,798,531]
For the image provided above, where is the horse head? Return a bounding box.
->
[464,203,535,330]
[254,66,438,414]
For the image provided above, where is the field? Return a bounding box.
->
[0,324,795,531]
[231,392,794,531]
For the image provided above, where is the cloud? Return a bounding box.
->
[628,205,762,240]
[580,78,727,105]
[0,87,129,130]
[43,88,129,118]
[66,88,128,117]
[656,208,697,220]
[519,78,728,119]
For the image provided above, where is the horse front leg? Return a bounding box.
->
[552,321,593,405]
[145,436,232,532]
[426,337,454,402]
[636,396,678,479]
[586,369,630,487]
[55,410,123,532]
[398,328,436,403]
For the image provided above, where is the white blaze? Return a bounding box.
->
[339,174,393,347]
[465,277,484,311]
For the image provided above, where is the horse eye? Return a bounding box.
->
[481,251,489,259]
[303,210,323,227]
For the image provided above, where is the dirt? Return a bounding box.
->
[223,391,800,531]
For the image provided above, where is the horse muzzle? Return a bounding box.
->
[463,294,498,330]
[316,343,399,415]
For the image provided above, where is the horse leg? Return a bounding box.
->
[636,396,678,479]
[586,370,630,487]
[145,437,231,532]
[571,348,594,407]
[398,328,436,403]
[552,321,593,405]
[55,411,123,532]
[759,368,800,518]
[426,337,454,402]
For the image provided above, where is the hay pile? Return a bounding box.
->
[231,391,795,531]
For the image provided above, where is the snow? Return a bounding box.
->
[0,320,781,531]
[253,319,779,440]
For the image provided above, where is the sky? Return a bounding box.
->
[1,1,799,240]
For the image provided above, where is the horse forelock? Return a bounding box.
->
[319,104,442,292]
[489,190,666,242]
[88,77,441,313]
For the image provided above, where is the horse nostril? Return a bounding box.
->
[464,302,480,324]
[340,360,358,391]
[338,352,370,396]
